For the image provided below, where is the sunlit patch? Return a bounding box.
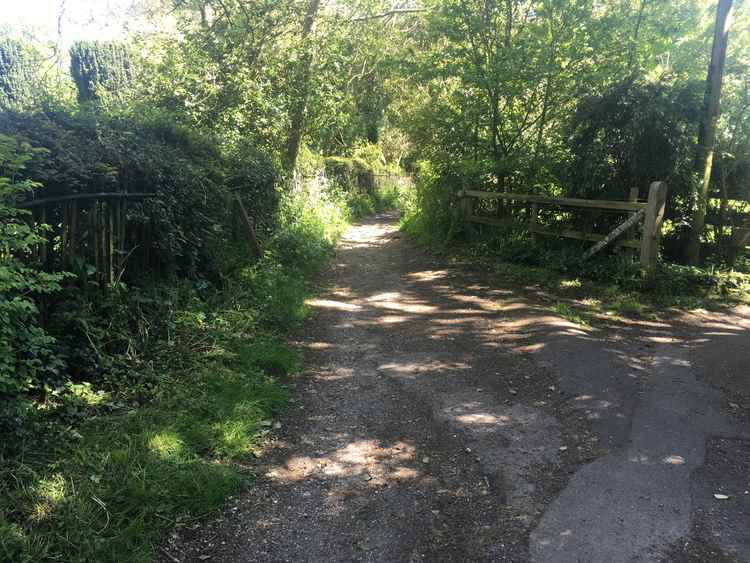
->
[560,529,573,536]
[450,294,503,311]
[378,359,471,378]
[648,336,679,344]
[331,288,354,298]
[379,314,412,324]
[367,292,438,314]
[319,367,353,380]
[662,455,685,465]
[306,298,361,311]
[266,439,419,484]
[305,341,333,350]
[148,431,185,459]
[455,413,511,425]
[31,473,67,522]
[390,467,419,479]
[68,382,107,406]
[515,343,546,352]
[574,394,594,401]
[337,440,380,464]
[407,270,449,282]
[629,453,650,463]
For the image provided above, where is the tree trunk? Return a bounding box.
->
[686,0,733,264]
[282,0,321,175]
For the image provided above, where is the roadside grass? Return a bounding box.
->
[552,302,596,327]
[1,341,291,562]
[0,180,383,562]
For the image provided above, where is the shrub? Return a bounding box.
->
[0,135,66,441]
[324,156,375,192]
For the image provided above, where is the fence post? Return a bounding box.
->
[640,181,668,267]
[529,203,539,241]
[627,188,639,261]
[459,188,473,221]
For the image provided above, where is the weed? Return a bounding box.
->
[552,302,595,326]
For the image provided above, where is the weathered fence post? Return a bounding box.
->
[459,188,473,220]
[529,203,539,241]
[628,187,640,260]
[640,181,668,267]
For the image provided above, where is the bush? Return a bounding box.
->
[324,156,375,192]
[0,135,66,440]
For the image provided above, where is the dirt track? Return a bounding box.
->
[163,212,750,562]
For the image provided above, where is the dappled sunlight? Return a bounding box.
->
[627,452,688,466]
[266,439,420,487]
[317,366,354,381]
[455,412,511,425]
[407,269,450,282]
[366,291,439,314]
[148,431,185,460]
[304,341,334,350]
[306,298,362,311]
[450,293,506,311]
[378,314,413,324]
[31,474,67,523]
[377,359,471,379]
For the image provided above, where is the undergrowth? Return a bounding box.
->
[0,177,384,562]
[401,166,749,318]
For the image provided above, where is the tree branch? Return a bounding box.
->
[350,8,425,22]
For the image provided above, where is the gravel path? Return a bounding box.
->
[162,212,750,562]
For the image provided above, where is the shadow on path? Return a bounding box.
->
[161,212,750,563]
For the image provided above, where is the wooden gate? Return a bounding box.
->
[458,182,668,267]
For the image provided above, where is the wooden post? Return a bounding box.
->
[529,203,539,241]
[234,194,263,258]
[459,189,473,220]
[628,188,639,260]
[640,182,668,267]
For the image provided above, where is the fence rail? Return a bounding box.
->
[19,192,155,209]
[459,181,668,267]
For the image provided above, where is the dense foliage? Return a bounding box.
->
[69,41,133,103]
[0,136,66,437]
[0,39,38,110]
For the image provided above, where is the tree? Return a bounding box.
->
[69,41,133,103]
[0,39,39,109]
[283,0,322,174]
[687,0,734,264]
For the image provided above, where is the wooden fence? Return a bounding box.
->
[458,181,668,267]
[20,192,157,286]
